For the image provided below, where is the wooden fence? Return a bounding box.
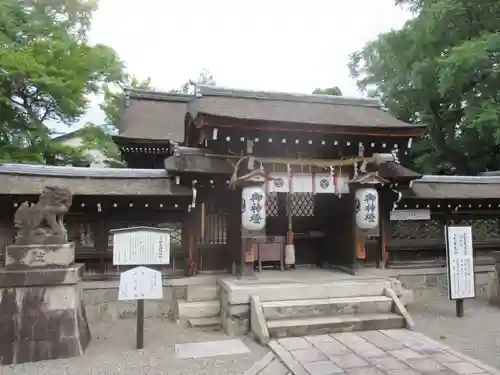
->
[388,215,500,267]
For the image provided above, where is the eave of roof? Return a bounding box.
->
[408,175,500,199]
[196,84,383,107]
[112,135,172,145]
[189,85,426,131]
[0,164,170,178]
[125,88,193,102]
[118,94,187,142]
[51,129,82,142]
[0,164,192,196]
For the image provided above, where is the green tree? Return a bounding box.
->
[0,0,124,165]
[312,87,343,96]
[348,0,500,174]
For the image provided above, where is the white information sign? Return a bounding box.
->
[118,266,163,301]
[390,209,431,221]
[112,227,170,266]
[445,225,475,300]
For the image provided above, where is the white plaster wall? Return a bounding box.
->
[59,136,107,168]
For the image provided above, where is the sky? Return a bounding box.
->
[54,0,412,133]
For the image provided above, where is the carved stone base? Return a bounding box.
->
[0,264,91,365]
[5,243,75,269]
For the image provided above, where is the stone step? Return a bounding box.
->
[188,317,222,328]
[267,313,405,338]
[222,278,402,305]
[262,296,393,320]
[186,285,219,302]
[176,300,220,319]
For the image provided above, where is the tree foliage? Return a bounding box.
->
[312,87,343,96]
[0,0,124,164]
[349,0,500,174]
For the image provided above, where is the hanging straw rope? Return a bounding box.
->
[228,155,263,190]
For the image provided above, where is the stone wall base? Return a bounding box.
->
[391,264,496,302]
[82,275,217,323]
[0,264,90,365]
[79,264,499,325]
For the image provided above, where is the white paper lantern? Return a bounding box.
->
[355,188,379,230]
[241,185,266,231]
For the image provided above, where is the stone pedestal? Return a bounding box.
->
[5,243,75,269]
[0,244,91,365]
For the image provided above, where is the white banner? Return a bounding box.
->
[292,173,313,193]
[268,173,290,193]
[314,173,335,194]
[268,172,350,194]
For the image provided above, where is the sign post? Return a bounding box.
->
[112,227,171,349]
[444,225,475,318]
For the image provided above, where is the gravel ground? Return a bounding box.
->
[409,295,500,369]
[4,296,500,374]
[1,320,268,375]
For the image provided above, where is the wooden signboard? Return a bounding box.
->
[112,227,171,266]
[390,209,431,221]
[118,266,163,301]
[445,225,476,317]
[111,226,170,349]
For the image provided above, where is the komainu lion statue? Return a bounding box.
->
[14,186,73,245]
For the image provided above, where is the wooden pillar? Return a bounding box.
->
[182,211,195,277]
[225,189,242,274]
[91,217,108,274]
[378,211,390,268]
[350,191,359,275]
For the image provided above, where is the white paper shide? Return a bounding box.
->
[355,188,379,230]
[241,185,266,231]
[113,227,170,265]
[118,266,163,301]
[446,226,475,300]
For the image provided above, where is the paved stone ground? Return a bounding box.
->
[1,319,268,375]
[265,330,500,375]
[409,296,500,370]
[243,352,290,375]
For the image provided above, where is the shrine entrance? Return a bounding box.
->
[262,189,357,274]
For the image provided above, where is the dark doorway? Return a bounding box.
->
[315,194,357,274]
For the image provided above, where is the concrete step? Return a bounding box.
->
[221,278,402,304]
[176,300,220,319]
[186,285,219,302]
[267,313,405,338]
[188,317,222,328]
[262,296,393,320]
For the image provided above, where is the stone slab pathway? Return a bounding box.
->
[254,329,500,375]
[243,352,290,375]
[175,338,251,359]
